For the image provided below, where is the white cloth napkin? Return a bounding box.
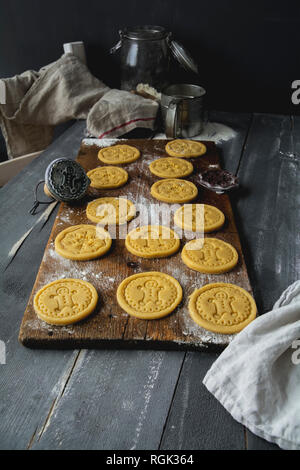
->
[203,280,300,450]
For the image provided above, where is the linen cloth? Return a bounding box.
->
[0,54,158,158]
[87,89,158,139]
[203,280,300,450]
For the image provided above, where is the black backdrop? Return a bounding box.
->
[1,0,300,115]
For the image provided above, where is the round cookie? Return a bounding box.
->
[151,178,198,203]
[165,139,207,158]
[181,238,238,273]
[87,166,128,189]
[98,144,140,165]
[86,197,136,225]
[189,282,257,334]
[149,157,193,178]
[117,271,182,320]
[55,224,112,260]
[174,204,225,232]
[34,278,98,325]
[125,225,180,258]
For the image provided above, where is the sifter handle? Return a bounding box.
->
[165,100,180,138]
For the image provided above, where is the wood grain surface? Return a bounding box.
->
[19,138,253,350]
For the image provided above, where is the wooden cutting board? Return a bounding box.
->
[19,139,252,351]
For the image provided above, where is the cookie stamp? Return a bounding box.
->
[182,238,238,273]
[34,278,98,325]
[55,224,112,260]
[98,144,140,165]
[117,272,183,319]
[125,225,180,258]
[189,282,257,334]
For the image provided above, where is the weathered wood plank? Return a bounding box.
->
[31,349,184,450]
[160,352,246,450]
[20,139,252,350]
[233,113,300,312]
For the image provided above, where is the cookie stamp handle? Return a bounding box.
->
[29,180,55,215]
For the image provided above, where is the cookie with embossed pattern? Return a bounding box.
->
[87,166,128,189]
[149,157,193,178]
[174,204,225,232]
[117,272,182,319]
[98,144,140,165]
[189,282,257,334]
[125,225,180,258]
[34,279,98,325]
[165,139,206,158]
[182,238,238,273]
[151,178,198,203]
[86,197,136,225]
[55,224,112,260]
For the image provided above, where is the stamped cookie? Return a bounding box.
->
[149,157,193,178]
[174,204,225,232]
[165,139,207,158]
[86,197,136,225]
[87,166,128,189]
[98,144,140,165]
[125,225,180,258]
[117,272,182,319]
[182,238,238,273]
[151,178,198,203]
[34,278,98,325]
[189,283,257,334]
[55,224,112,260]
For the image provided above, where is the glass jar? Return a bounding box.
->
[110,25,198,92]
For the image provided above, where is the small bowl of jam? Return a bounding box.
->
[198,168,239,194]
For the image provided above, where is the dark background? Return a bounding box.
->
[1,0,300,115]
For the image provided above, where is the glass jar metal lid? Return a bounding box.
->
[122,25,168,40]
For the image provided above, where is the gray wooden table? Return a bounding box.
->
[1,111,299,450]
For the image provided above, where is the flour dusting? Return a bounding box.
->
[82,138,126,148]
[155,122,237,144]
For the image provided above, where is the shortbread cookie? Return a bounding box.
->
[149,157,193,178]
[151,178,198,203]
[98,144,140,165]
[34,278,98,325]
[165,139,206,158]
[125,225,180,258]
[189,282,257,334]
[182,238,238,273]
[55,224,112,260]
[86,197,136,225]
[174,204,225,232]
[87,166,128,189]
[117,271,182,319]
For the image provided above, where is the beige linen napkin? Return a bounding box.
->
[0,53,108,158]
